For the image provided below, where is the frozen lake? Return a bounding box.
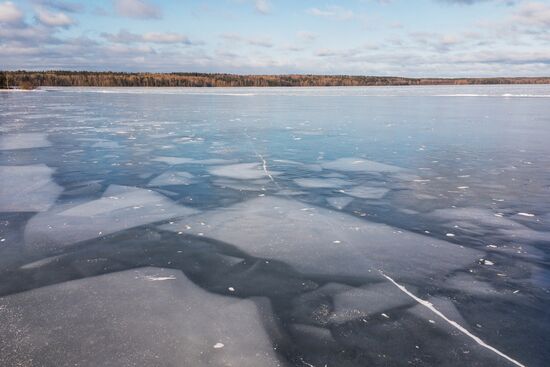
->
[1,85,549,366]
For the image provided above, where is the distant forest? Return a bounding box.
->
[2,71,550,89]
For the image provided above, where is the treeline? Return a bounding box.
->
[2,71,550,88]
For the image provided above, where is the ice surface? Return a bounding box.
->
[153,156,236,165]
[91,140,120,149]
[321,157,404,173]
[343,186,390,199]
[148,171,195,186]
[0,133,51,150]
[213,178,269,192]
[428,207,550,243]
[294,178,351,189]
[326,196,354,210]
[445,273,500,296]
[0,268,282,367]
[330,282,415,324]
[209,163,281,180]
[0,164,63,212]
[25,185,198,250]
[162,196,482,282]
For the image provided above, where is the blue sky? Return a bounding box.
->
[1,0,549,76]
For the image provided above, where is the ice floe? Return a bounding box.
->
[342,186,390,199]
[162,196,481,282]
[0,268,282,367]
[148,171,195,186]
[294,177,351,189]
[0,133,51,150]
[24,185,198,250]
[91,140,120,149]
[330,282,415,324]
[0,164,62,212]
[153,156,235,165]
[321,157,403,173]
[428,207,550,243]
[209,163,281,180]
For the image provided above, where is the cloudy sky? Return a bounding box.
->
[1,0,549,76]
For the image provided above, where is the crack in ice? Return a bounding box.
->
[258,152,276,183]
[380,271,526,367]
[243,129,280,188]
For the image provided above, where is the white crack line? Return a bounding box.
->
[380,271,526,367]
[243,129,280,188]
[258,152,276,183]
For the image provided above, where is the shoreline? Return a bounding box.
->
[2,71,550,89]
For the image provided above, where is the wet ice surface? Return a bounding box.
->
[1,85,550,367]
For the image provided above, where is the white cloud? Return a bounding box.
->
[254,0,271,14]
[513,1,550,28]
[32,0,85,13]
[306,5,354,21]
[297,31,317,42]
[221,33,274,48]
[0,1,23,23]
[114,0,161,19]
[35,7,75,27]
[102,29,191,44]
[142,32,190,44]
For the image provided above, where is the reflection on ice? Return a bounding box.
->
[163,196,481,282]
[0,164,62,212]
[0,268,282,367]
[0,133,51,150]
[25,185,198,250]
